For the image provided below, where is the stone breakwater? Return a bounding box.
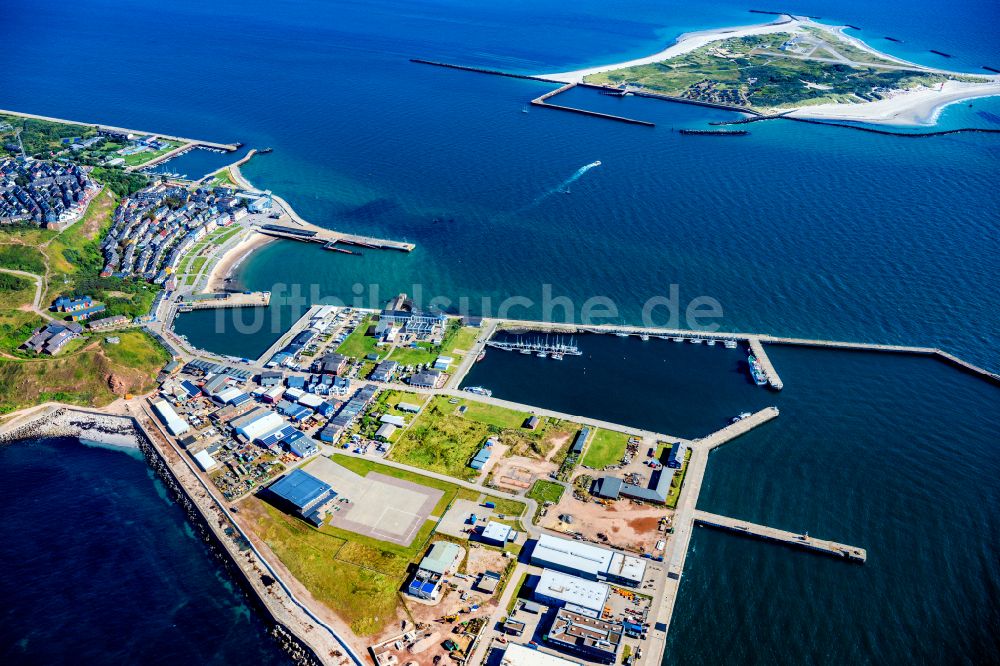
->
[0,406,325,666]
[0,407,140,448]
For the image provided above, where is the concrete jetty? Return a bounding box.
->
[699,406,779,449]
[693,510,867,562]
[748,336,783,389]
[257,222,414,252]
[177,291,271,310]
[530,83,655,126]
[256,305,321,366]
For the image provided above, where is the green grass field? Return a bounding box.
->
[582,428,630,469]
[0,244,47,274]
[391,395,580,478]
[526,479,565,505]
[246,497,407,636]
[122,140,184,166]
[335,316,382,360]
[388,396,493,481]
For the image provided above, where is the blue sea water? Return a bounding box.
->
[0,437,287,665]
[2,0,1000,663]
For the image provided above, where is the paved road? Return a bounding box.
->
[0,267,53,321]
[446,319,498,389]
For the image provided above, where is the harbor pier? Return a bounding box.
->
[257,223,414,252]
[748,336,783,389]
[699,406,780,449]
[530,83,656,126]
[177,291,271,311]
[694,510,868,562]
[256,305,321,366]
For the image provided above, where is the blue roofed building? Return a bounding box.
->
[407,541,460,600]
[285,431,318,458]
[266,469,337,526]
[665,442,686,469]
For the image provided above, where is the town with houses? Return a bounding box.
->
[99,181,260,288]
[0,158,99,229]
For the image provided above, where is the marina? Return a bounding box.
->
[485,334,582,359]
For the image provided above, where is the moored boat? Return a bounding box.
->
[748,355,767,385]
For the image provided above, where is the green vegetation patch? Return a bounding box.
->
[0,244,46,274]
[102,330,171,369]
[526,479,565,506]
[90,167,148,197]
[584,32,959,110]
[335,315,381,359]
[247,498,401,636]
[389,396,496,480]
[582,429,631,469]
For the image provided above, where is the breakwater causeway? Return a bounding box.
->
[0,406,348,665]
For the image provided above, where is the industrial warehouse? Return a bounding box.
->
[530,534,647,587]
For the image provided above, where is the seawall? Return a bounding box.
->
[0,406,330,666]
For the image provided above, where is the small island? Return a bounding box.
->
[542,17,1000,125]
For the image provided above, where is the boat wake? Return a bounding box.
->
[510,160,602,215]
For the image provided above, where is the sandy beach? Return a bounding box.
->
[206,231,275,292]
[540,17,796,83]
[787,79,1000,126]
[540,16,1000,126]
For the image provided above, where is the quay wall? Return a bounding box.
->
[0,407,331,665]
[409,58,563,83]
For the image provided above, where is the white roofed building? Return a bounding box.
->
[534,569,609,618]
[231,407,285,442]
[501,644,581,666]
[530,533,645,587]
[152,398,189,436]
